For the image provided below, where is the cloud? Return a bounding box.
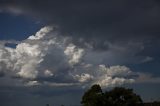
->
[28,26,53,40]
[0,26,159,88]
[136,73,160,83]
[64,43,84,66]
[1,0,160,41]
[83,40,152,65]
[139,56,154,63]
[25,80,41,86]
[95,76,134,88]
[43,82,80,87]
[0,71,5,77]
[0,26,53,79]
[73,73,93,83]
[0,26,85,86]
[1,1,160,104]
[44,70,53,77]
[98,65,132,77]
[93,65,135,87]
[0,0,158,67]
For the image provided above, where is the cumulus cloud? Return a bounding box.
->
[0,1,159,88]
[92,65,135,87]
[98,65,132,77]
[95,76,134,88]
[0,26,86,86]
[0,26,159,88]
[1,1,160,105]
[28,26,53,40]
[64,43,84,66]
[73,73,93,83]
[0,26,53,79]
[17,61,38,79]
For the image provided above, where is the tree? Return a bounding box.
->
[81,84,104,106]
[81,84,143,106]
[104,87,142,106]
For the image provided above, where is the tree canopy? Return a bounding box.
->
[81,84,142,106]
[81,84,103,106]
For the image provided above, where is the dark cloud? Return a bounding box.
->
[1,0,160,60]
[1,0,160,40]
[0,71,5,77]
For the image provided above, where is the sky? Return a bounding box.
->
[0,0,160,106]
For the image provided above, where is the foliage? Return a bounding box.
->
[81,84,103,106]
[104,87,142,106]
[81,85,142,106]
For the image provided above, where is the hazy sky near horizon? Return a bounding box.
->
[0,0,160,106]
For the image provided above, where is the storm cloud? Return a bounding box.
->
[1,0,160,38]
[0,0,160,60]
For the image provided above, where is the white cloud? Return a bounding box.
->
[0,26,53,79]
[99,65,132,77]
[28,26,53,40]
[17,61,39,79]
[16,43,42,57]
[64,43,84,66]
[74,73,93,83]
[92,65,135,87]
[44,70,54,77]
[0,26,82,85]
[95,75,134,87]
[69,64,136,87]
[25,80,41,86]
[0,26,159,88]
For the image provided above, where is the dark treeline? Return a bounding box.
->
[46,84,160,106]
[81,84,142,106]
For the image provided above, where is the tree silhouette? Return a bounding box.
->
[104,87,142,106]
[81,84,104,106]
[81,84,142,106]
